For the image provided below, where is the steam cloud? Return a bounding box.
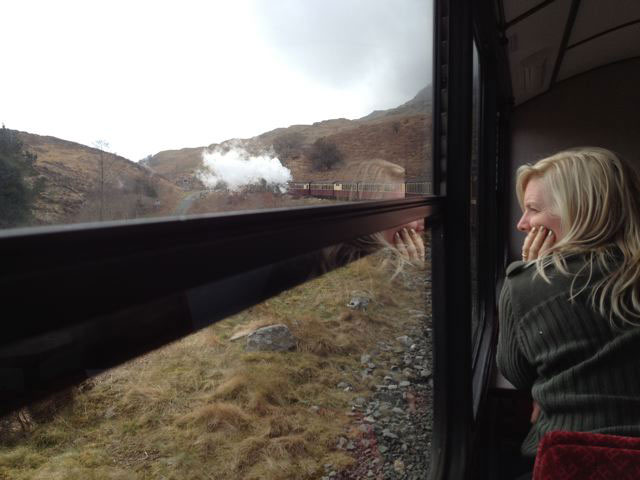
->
[198,147,292,192]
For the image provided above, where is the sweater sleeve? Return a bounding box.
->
[496,279,537,391]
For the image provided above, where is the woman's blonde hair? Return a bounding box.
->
[516,147,640,327]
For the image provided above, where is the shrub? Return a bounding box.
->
[309,138,344,171]
[0,126,43,228]
[273,132,304,160]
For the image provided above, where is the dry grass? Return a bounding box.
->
[0,246,428,480]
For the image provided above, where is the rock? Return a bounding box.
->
[382,429,399,439]
[337,381,350,389]
[309,405,320,413]
[363,416,375,423]
[245,324,297,352]
[399,380,411,387]
[347,296,370,310]
[353,397,366,407]
[396,335,412,346]
[360,354,372,364]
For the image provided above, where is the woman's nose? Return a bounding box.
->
[517,214,529,232]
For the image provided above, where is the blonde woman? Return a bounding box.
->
[497,147,640,477]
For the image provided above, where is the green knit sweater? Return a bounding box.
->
[497,254,640,457]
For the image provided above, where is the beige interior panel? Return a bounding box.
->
[506,0,571,105]
[569,0,640,45]
[558,23,640,81]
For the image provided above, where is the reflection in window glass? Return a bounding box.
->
[470,41,482,345]
[1,1,433,230]
[0,230,433,479]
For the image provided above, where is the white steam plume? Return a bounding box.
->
[198,147,292,192]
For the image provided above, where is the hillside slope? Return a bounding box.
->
[17,132,183,226]
[144,86,433,185]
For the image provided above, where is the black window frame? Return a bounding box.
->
[430,0,511,479]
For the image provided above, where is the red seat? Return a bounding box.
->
[533,431,640,479]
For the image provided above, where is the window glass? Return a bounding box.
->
[0,228,433,479]
[1,1,433,231]
[470,41,482,345]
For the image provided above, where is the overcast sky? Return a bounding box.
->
[2,0,433,161]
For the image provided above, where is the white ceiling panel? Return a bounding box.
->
[502,0,551,24]
[506,0,572,104]
[569,0,640,46]
[558,22,640,81]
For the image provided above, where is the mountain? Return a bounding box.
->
[6,86,432,227]
[145,86,433,185]
[15,132,183,226]
[359,85,433,121]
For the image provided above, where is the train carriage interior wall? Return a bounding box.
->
[1,0,640,479]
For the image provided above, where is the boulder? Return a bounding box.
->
[245,324,297,352]
[347,296,370,310]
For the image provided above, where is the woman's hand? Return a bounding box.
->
[394,227,425,266]
[521,225,555,261]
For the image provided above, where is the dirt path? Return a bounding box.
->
[174,190,207,215]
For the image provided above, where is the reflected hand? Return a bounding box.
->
[522,226,555,261]
[394,228,425,266]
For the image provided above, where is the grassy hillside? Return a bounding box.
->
[0,246,429,480]
[16,132,184,226]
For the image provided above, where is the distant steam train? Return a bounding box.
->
[287,181,433,200]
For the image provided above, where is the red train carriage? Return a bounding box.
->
[287,182,310,198]
[309,182,335,198]
[333,182,358,201]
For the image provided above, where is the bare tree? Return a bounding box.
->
[93,140,111,221]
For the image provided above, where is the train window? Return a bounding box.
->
[1,1,438,478]
[0,227,433,478]
[0,2,433,231]
[470,41,482,350]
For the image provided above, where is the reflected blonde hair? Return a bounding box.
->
[516,147,640,327]
[322,159,411,277]
[344,159,405,201]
